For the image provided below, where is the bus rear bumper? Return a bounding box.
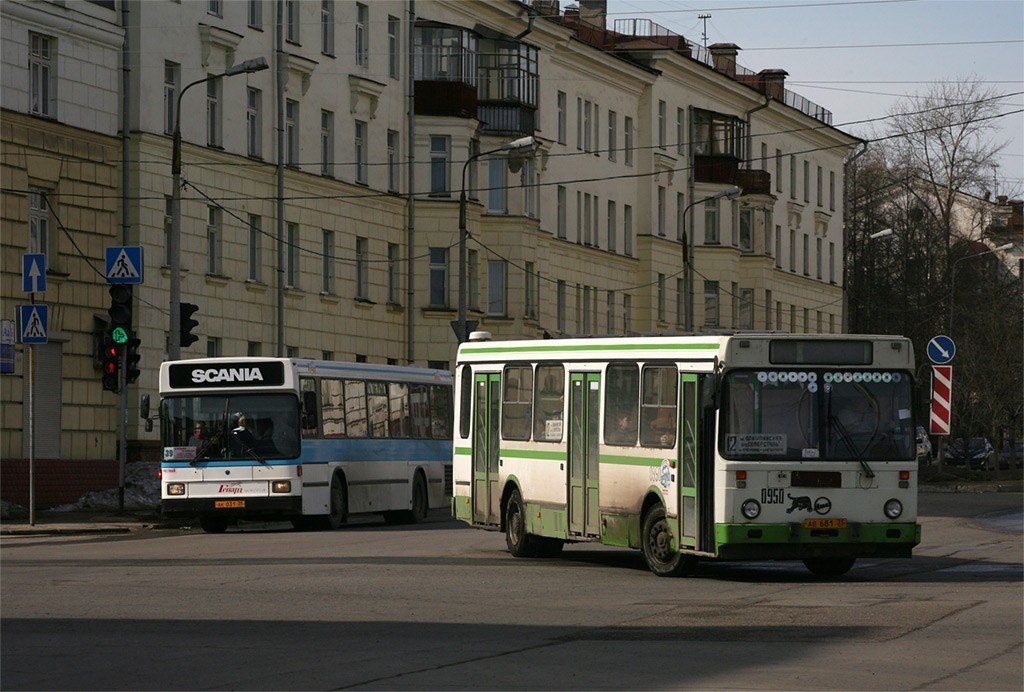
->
[714,522,921,560]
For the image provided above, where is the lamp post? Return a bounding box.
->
[684,186,742,332]
[455,135,536,343]
[948,242,1014,335]
[168,57,269,360]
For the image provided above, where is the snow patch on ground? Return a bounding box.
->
[1,461,160,517]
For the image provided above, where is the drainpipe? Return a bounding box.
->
[744,94,770,169]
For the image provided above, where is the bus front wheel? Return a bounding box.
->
[803,556,856,578]
[505,488,540,558]
[199,515,229,534]
[324,474,347,530]
[641,505,694,577]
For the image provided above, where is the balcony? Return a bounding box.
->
[478,103,536,137]
[694,155,771,195]
[414,80,477,119]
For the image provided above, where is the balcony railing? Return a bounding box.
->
[414,80,477,119]
[695,155,772,195]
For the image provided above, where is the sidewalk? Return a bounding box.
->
[3,481,1020,537]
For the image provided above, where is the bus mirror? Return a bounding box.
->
[145,418,153,433]
[701,373,719,411]
[302,390,318,428]
[140,394,150,419]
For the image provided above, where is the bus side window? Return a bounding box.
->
[431,384,452,439]
[502,365,533,441]
[389,382,410,437]
[533,364,564,442]
[321,378,346,438]
[640,365,678,448]
[604,363,639,446]
[410,384,430,438]
[367,381,389,438]
[300,377,320,438]
[344,379,369,437]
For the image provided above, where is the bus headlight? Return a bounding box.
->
[271,481,291,494]
[884,499,903,519]
[741,499,761,519]
[167,483,185,496]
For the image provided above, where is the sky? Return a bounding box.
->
[604,0,1024,197]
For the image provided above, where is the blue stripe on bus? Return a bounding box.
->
[162,438,452,468]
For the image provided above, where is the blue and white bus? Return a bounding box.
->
[158,358,453,533]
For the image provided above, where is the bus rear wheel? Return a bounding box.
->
[322,474,347,530]
[641,505,694,577]
[505,488,540,558]
[386,472,429,525]
[803,556,856,578]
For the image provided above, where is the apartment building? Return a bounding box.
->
[0,0,858,503]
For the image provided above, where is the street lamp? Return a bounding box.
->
[168,57,269,360]
[684,186,742,331]
[868,228,894,240]
[948,241,1014,335]
[455,135,537,343]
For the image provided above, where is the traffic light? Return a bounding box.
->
[125,335,141,384]
[180,303,199,348]
[100,336,121,392]
[108,284,133,331]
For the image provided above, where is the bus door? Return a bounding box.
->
[678,373,700,549]
[472,373,501,526]
[568,372,601,537]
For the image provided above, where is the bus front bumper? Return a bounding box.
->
[714,521,921,560]
[161,496,303,518]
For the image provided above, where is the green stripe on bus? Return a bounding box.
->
[600,454,664,467]
[500,448,566,461]
[460,342,719,355]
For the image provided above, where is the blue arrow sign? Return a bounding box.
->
[927,335,955,365]
[22,253,46,293]
[105,246,144,284]
[18,305,48,344]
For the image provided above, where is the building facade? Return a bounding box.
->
[0,0,858,504]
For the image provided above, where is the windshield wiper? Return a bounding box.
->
[189,431,222,466]
[829,415,875,478]
[232,429,266,464]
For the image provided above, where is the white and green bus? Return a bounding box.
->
[452,332,921,577]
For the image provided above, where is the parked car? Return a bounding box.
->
[915,426,932,462]
[946,437,997,470]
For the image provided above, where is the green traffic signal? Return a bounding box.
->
[111,327,129,344]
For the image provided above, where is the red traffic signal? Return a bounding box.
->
[101,339,121,392]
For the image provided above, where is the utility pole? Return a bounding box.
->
[699,13,711,47]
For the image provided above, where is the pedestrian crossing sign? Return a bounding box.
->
[105,246,143,284]
[18,305,48,344]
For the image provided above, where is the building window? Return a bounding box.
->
[583,193,592,246]
[27,189,50,259]
[676,278,685,326]
[803,160,810,202]
[355,3,369,67]
[583,100,593,152]
[29,33,56,118]
[829,171,836,211]
[248,0,262,29]
[556,280,566,332]
[164,61,179,134]
[802,233,810,275]
[764,209,773,254]
[321,230,335,294]
[206,78,222,147]
[693,109,745,157]
[657,273,666,322]
[704,198,720,244]
[816,237,823,279]
[388,15,400,79]
[556,185,567,239]
[789,229,796,272]
[429,247,448,307]
[704,281,719,327]
[676,108,685,155]
[286,99,299,165]
[525,262,537,320]
[354,120,367,184]
[765,289,773,330]
[487,261,506,316]
[488,158,507,213]
[248,214,262,282]
[286,223,299,288]
[556,91,567,144]
[429,136,450,196]
[207,206,222,275]
[247,341,262,357]
[804,308,810,333]
[657,100,666,150]
[468,250,478,311]
[775,225,782,268]
[468,139,479,200]
[522,158,536,218]
[607,290,616,333]
[576,97,582,150]
[321,110,335,176]
[739,288,754,329]
[247,88,262,158]
[624,116,634,166]
[657,187,666,236]
[624,204,633,256]
[387,243,400,304]
[816,165,823,206]
[387,130,399,193]
[207,337,222,358]
[582,286,592,333]
[739,208,753,251]
[829,242,836,283]
[775,149,783,192]
[286,0,300,43]
[355,236,368,299]
[607,110,617,161]
[607,200,617,253]
[761,143,768,170]
[208,1,223,17]
[676,193,686,242]
[789,155,796,199]
[623,294,632,334]
[321,0,335,55]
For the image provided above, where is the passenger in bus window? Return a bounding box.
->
[650,407,676,447]
[188,422,209,449]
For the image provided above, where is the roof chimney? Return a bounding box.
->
[758,69,788,100]
[579,0,607,31]
[708,43,740,78]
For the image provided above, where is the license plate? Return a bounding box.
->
[804,518,846,529]
[215,500,245,509]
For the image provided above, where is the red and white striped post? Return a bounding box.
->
[930,365,953,436]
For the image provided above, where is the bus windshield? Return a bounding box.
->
[721,369,914,461]
[162,393,300,462]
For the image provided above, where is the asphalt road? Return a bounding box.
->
[1,492,1021,691]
